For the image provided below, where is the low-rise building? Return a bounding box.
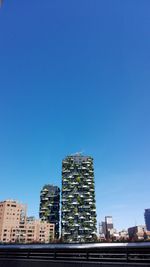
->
[128,225,145,241]
[26,217,55,243]
[144,230,150,241]
[0,200,27,243]
[0,200,55,243]
[119,229,129,240]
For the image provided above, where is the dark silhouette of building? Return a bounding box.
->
[145,209,150,231]
[39,184,60,239]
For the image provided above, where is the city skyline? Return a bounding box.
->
[0,153,149,232]
[0,1,150,232]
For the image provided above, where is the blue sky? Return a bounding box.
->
[0,0,150,231]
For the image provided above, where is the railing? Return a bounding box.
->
[0,243,150,264]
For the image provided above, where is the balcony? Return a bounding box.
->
[63,188,70,192]
[40,192,46,196]
[63,169,70,173]
[63,232,70,235]
[83,227,90,230]
[79,215,84,219]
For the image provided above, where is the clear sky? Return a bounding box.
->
[0,0,150,231]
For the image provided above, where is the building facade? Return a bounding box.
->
[0,200,27,243]
[98,222,106,241]
[144,209,150,231]
[39,185,60,239]
[128,225,146,241]
[61,154,97,243]
[99,216,114,240]
[0,200,55,243]
[119,229,129,240]
[26,217,55,243]
[105,216,114,239]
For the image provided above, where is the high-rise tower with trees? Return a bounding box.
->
[61,154,97,243]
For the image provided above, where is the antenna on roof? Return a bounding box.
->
[72,151,84,156]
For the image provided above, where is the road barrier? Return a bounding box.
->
[0,243,150,265]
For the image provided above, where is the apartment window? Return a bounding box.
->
[7,204,10,207]
[11,205,16,207]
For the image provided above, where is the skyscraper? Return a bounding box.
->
[144,209,150,231]
[61,154,97,243]
[39,185,60,239]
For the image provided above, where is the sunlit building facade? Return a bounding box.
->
[0,200,55,243]
[0,200,27,243]
[61,154,97,243]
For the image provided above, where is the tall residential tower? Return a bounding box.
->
[39,185,60,239]
[61,154,97,243]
